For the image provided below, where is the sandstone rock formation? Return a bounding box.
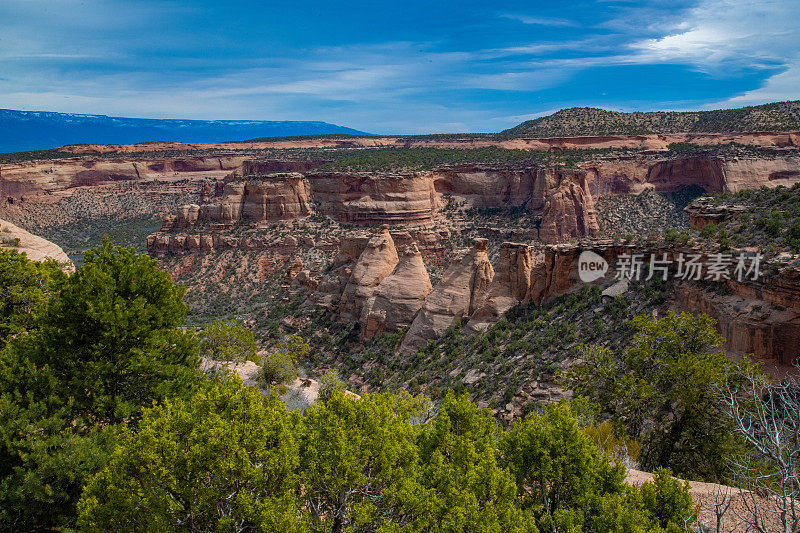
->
[583,152,800,197]
[429,167,539,208]
[467,242,536,331]
[240,173,312,221]
[539,169,599,243]
[399,239,494,354]
[285,257,304,284]
[672,268,800,366]
[163,172,312,228]
[360,243,433,339]
[338,227,399,321]
[514,240,800,366]
[0,218,73,270]
[307,171,438,224]
[0,155,246,203]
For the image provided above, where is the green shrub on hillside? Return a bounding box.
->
[0,250,66,343]
[563,311,756,483]
[77,379,698,532]
[198,319,258,363]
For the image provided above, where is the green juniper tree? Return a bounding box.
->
[0,239,201,531]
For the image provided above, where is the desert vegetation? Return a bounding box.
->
[692,183,800,255]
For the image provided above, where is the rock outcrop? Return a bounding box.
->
[684,198,747,229]
[307,171,438,225]
[673,268,800,366]
[360,243,433,339]
[171,172,311,227]
[0,155,246,203]
[399,239,494,354]
[338,227,399,321]
[0,218,73,270]
[539,169,599,243]
[467,242,536,331]
[583,152,800,197]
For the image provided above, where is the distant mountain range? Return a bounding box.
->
[501,101,800,137]
[0,109,371,152]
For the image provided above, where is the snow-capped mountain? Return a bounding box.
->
[0,109,371,152]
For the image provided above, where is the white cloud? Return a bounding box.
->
[626,0,800,105]
[629,0,798,69]
[709,59,800,107]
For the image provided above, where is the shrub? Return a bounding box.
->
[317,370,345,403]
[260,351,297,386]
[583,420,641,468]
[198,319,258,363]
[77,378,301,532]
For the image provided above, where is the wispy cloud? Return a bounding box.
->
[497,12,578,27]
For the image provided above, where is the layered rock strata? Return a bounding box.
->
[398,239,494,354]
[163,172,311,229]
[539,170,599,243]
[306,171,438,224]
[583,152,800,196]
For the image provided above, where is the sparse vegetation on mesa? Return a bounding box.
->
[316,146,570,171]
[501,100,800,137]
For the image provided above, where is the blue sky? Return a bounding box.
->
[0,0,798,133]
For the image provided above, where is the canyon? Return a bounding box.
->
[303,230,800,367]
[2,129,800,376]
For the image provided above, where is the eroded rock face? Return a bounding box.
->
[163,172,313,228]
[519,240,800,366]
[583,153,800,197]
[722,156,800,192]
[672,268,800,366]
[240,174,312,221]
[430,167,538,208]
[646,157,726,193]
[467,242,536,331]
[399,238,494,354]
[307,171,438,225]
[338,227,399,321]
[539,169,599,243]
[360,243,433,339]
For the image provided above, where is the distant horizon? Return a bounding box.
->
[5,99,800,140]
[2,1,799,135]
